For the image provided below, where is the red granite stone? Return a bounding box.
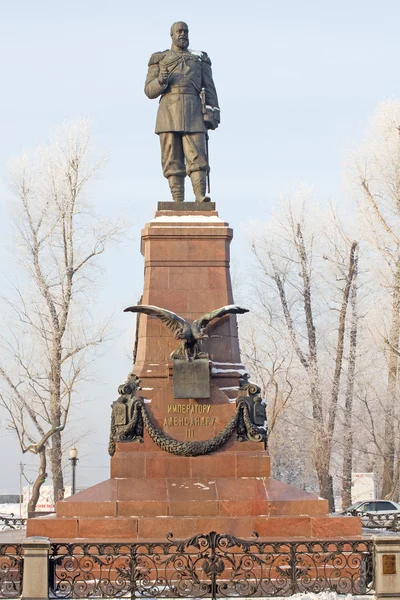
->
[196,517,256,538]
[118,501,168,517]
[63,479,117,502]
[144,266,169,291]
[57,502,117,518]
[254,516,312,538]
[216,478,267,501]
[135,216,240,374]
[117,478,167,502]
[190,454,236,478]
[311,516,362,538]
[169,500,219,517]
[56,479,118,518]
[236,453,271,477]
[169,268,209,291]
[146,454,191,478]
[79,517,138,539]
[110,453,145,478]
[167,478,217,501]
[264,479,329,515]
[27,515,78,538]
[138,517,197,539]
[269,500,328,517]
[219,500,270,517]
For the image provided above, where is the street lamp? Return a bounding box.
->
[69,446,79,495]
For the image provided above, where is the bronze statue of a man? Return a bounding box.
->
[145,22,220,203]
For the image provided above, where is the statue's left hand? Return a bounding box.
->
[204,107,220,130]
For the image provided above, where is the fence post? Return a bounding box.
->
[21,536,51,600]
[374,535,400,600]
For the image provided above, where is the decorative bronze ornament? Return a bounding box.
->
[108,374,267,457]
[124,304,249,361]
[236,376,267,446]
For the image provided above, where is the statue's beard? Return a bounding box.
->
[176,37,189,49]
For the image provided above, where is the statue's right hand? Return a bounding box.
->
[158,66,169,86]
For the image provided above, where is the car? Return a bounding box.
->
[341,499,400,529]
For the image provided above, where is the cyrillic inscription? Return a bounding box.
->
[163,415,216,427]
[164,403,215,439]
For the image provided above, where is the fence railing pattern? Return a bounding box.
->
[0,516,26,531]
[0,544,23,599]
[358,512,400,531]
[49,533,374,599]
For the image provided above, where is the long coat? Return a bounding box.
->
[144,49,219,134]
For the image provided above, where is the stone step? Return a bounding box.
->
[111,449,270,478]
[27,513,362,540]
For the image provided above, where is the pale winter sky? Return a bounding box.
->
[0,0,399,494]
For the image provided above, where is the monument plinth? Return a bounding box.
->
[134,209,243,391]
[27,207,361,541]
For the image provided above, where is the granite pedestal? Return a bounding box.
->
[27,207,361,541]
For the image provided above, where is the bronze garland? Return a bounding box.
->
[140,399,239,456]
[109,373,267,456]
[109,399,265,457]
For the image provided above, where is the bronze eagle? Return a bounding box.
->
[124,304,249,360]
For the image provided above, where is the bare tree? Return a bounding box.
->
[349,99,400,499]
[0,119,121,509]
[250,198,358,509]
[340,248,359,509]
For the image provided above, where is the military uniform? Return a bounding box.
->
[145,49,219,201]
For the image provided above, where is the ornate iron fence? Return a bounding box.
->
[0,515,26,531]
[0,544,23,598]
[49,532,374,599]
[358,512,400,531]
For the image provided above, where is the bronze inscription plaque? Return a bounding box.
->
[382,554,396,575]
[173,358,210,399]
[164,403,216,439]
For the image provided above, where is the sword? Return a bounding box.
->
[200,89,211,194]
[205,131,210,194]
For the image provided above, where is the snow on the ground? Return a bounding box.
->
[0,503,20,516]
[156,593,372,600]
[219,596,374,600]
[283,594,373,600]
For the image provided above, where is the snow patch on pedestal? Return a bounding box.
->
[151,215,224,223]
[193,482,210,490]
[213,362,245,367]
[212,367,247,374]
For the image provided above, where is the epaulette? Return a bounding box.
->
[201,51,212,66]
[148,50,168,66]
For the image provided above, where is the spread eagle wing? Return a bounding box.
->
[195,305,249,330]
[124,304,187,335]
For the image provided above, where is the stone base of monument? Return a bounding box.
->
[27,435,361,540]
[27,207,362,541]
[27,481,360,540]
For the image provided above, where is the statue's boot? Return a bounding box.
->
[168,176,185,202]
[190,171,211,203]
